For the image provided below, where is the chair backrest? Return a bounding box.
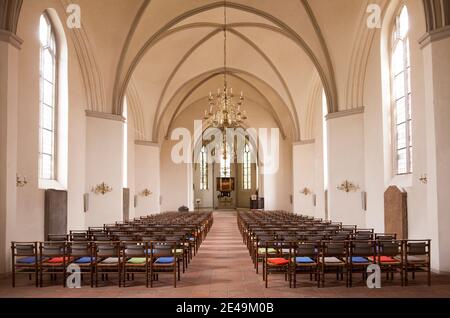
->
[47,234,68,242]
[375,233,397,241]
[95,242,120,258]
[152,241,175,258]
[295,242,317,257]
[350,241,375,257]
[40,242,66,257]
[329,235,348,241]
[378,240,402,256]
[123,242,147,257]
[69,242,93,257]
[322,241,346,257]
[406,241,429,255]
[305,235,323,242]
[12,242,38,257]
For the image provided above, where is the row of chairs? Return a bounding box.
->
[11,212,213,288]
[238,211,431,288]
[260,239,431,288]
[11,241,186,288]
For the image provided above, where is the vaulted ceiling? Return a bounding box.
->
[33,0,392,142]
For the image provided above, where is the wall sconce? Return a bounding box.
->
[300,187,312,196]
[134,195,138,208]
[83,193,89,212]
[16,174,28,188]
[91,182,113,195]
[419,174,428,184]
[140,188,153,197]
[361,191,367,211]
[337,180,360,193]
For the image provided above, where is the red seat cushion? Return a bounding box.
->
[47,257,72,263]
[267,258,289,265]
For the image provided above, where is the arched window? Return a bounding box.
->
[392,6,412,175]
[199,146,208,190]
[220,143,231,177]
[242,143,252,190]
[39,13,57,180]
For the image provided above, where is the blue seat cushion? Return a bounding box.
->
[75,257,95,264]
[17,257,40,264]
[351,256,369,263]
[155,257,174,264]
[296,257,315,263]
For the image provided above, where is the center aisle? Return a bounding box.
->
[165,211,267,297]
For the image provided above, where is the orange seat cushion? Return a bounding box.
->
[267,258,289,265]
[368,256,398,263]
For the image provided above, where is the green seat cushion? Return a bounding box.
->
[127,257,147,264]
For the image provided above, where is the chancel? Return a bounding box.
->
[0,0,450,299]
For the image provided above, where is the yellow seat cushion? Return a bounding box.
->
[258,248,277,254]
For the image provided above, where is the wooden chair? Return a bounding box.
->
[11,242,40,287]
[347,240,376,287]
[263,241,291,288]
[150,241,178,287]
[318,241,348,287]
[68,242,95,287]
[39,241,69,287]
[122,242,149,287]
[254,234,276,274]
[373,240,404,286]
[404,239,431,286]
[93,241,122,287]
[290,242,319,288]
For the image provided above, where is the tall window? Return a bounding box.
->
[220,143,231,177]
[392,6,412,175]
[39,14,57,180]
[199,146,208,190]
[242,143,252,190]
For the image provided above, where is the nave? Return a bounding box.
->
[2,211,450,298]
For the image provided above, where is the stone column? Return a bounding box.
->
[420,26,450,273]
[0,0,23,273]
[134,141,161,216]
[326,109,366,227]
[292,141,316,216]
[84,111,125,227]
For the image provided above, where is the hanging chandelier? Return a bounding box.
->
[203,0,247,130]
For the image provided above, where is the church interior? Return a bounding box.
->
[0,0,450,298]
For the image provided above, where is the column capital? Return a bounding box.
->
[0,29,22,49]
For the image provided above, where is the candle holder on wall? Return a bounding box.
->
[300,187,312,196]
[140,189,153,197]
[337,180,359,193]
[16,174,28,188]
[419,174,428,184]
[91,182,113,195]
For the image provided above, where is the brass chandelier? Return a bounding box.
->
[203,0,247,130]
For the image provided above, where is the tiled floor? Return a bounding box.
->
[1,211,450,298]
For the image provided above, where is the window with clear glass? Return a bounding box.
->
[392,6,412,175]
[220,143,231,177]
[200,146,208,190]
[39,14,57,180]
[242,144,252,190]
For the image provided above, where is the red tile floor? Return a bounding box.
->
[1,211,450,298]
